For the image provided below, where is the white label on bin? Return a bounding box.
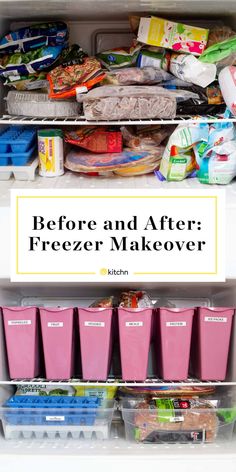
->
[126,321,143,327]
[169,416,184,422]
[84,321,105,327]
[8,320,31,326]
[204,316,227,323]
[47,322,64,327]
[166,321,187,327]
[46,416,65,422]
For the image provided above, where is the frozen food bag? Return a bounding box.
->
[64,127,122,153]
[89,297,115,308]
[119,291,153,308]
[0,45,65,78]
[97,42,142,69]
[121,125,173,150]
[102,67,172,85]
[47,57,105,99]
[0,22,68,54]
[200,36,236,64]
[158,122,209,181]
[219,66,236,115]
[207,26,236,48]
[169,54,216,88]
[74,386,117,400]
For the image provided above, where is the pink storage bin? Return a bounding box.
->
[118,308,152,381]
[78,308,113,381]
[191,307,234,380]
[40,307,74,380]
[2,306,40,379]
[157,308,194,380]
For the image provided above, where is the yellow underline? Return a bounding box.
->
[16,272,96,275]
[134,272,217,275]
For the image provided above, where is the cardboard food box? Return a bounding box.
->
[137,17,209,56]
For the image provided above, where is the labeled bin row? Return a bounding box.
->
[1,306,235,381]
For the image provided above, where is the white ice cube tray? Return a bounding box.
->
[3,423,109,440]
[0,157,38,180]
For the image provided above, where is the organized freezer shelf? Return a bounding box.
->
[0,305,235,384]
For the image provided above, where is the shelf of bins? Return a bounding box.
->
[0,377,235,386]
[1,114,236,126]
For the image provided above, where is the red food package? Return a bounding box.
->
[64,126,123,153]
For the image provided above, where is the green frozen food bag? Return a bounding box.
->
[200,36,236,64]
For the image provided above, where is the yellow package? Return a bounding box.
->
[74,386,117,400]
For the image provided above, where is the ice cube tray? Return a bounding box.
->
[2,423,110,440]
[4,396,100,426]
[0,156,38,180]
[0,145,37,166]
[0,126,37,153]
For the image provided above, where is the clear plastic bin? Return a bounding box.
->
[118,308,152,381]
[2,306,40,379]
[0,396,115,440]
[78,308,113,381]
[122,400,236,444]
[40,307,75,380]
[191,307,235,380]
[157,308,194,380]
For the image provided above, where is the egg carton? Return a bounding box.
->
[0,157,38,180]
[3,423,109,440]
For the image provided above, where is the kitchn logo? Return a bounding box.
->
[100,268,129,276]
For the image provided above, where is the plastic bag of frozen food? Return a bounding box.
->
[195,121,236,184]
[118,386,216,399]
[64,127,122,153]
[78,86,199,121]
[74,386,117,399]
[157,122,209,181]
[0,22,68,54]
[119,291,153,308]
[102,67,172,85]
[47,57,105,99]
[4,72,48,91]
[89,296,115,308]
[200,36,236,64]
[0,45,65,78]
[97,42,142,69]
[207,26,236,48]
[121,125,173,150]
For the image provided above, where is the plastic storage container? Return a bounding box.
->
[40,307,74,380]
[118,308,152,381]
[78,308,113,381]
[6,91,81,117]
[157,308,195,380]
[121,399,236,444]
[0,395,115,440]
[191,307,235,380]
[2,306,40,379]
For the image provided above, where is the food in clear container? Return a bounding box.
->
[132,398,218,443]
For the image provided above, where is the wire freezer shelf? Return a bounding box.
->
[1,115,236,126]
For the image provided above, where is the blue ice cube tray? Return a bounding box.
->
[4,396,100,426]
[0,126,37,153]
[0,145,37,166]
